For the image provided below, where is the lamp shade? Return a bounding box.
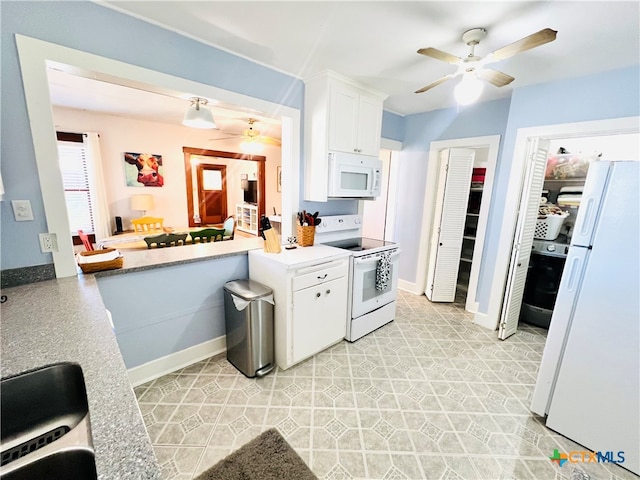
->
[183,97,216,129]
[455,72,484,106]
[131,194,154,212]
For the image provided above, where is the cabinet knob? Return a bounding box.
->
[326,289,331,295]
[316,292,321,298]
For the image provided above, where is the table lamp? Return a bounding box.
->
[131,194,154,216]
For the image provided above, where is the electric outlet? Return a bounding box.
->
[38,233,58,253]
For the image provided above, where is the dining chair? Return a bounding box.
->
[132,216,164,233]
[190,228,225,243]
[222,215,235,240]
[77,229,94,251]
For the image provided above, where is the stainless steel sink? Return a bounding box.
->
[0,363,97,479]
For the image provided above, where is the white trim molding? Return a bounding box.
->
[127,335,227,387]
[398,279,423,295]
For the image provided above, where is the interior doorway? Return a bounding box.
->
[196,164,227,224]
[497,128,640,339]
[416,135,500,314]
[361,148,399,241]
[183,147,266,234]
[487,116,639,337]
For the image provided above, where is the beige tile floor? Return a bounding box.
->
[135,291,636,480]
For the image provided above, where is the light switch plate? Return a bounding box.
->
[11,200,34,221]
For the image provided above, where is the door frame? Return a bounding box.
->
[484,116,639,331]
[183,147,266,228]
[416,135,500,313]
[15,34,299,278]
[358,138,402,241]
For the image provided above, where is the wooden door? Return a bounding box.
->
[197,164,227,224]
[498,138,550,339]
[425,148,475,302]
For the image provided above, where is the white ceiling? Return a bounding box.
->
[97,1,640,115]
[49,1,638,129]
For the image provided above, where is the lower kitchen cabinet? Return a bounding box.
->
[292,276,348,364]
[248,246,350,369]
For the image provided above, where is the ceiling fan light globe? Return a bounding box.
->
[241,139,263,154]
[454,74,484,105]
[182,99,217,129]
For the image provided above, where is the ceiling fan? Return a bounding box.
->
[213,118,281,147]
[415,27,557,101]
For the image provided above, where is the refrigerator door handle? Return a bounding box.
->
[578,197,596,237]
[564,253,583,292]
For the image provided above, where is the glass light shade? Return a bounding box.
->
[240,139,263,154]
[182,99,216,129]
[131,194,154,212]
[454,72,484,105]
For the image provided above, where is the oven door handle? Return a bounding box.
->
[353,251,400,265]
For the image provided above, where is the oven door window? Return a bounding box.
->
[352,256,397,319]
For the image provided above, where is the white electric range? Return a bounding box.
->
[315,215,400,341]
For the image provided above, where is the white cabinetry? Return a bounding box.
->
[249,246,350,369]
[304,71,388,201]
[236,203,258,235]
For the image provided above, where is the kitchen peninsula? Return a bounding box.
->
[0,237,263,479]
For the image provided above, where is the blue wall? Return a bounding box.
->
[97,255,248,368]
[475,64,640,311]
[0,1,411,272]
[395,98,512,282]
[0,1,306,270]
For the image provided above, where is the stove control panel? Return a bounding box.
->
[316,215,361,234]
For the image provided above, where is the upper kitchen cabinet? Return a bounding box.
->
[304,71,388,202]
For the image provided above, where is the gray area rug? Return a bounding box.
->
[194,428,318,480]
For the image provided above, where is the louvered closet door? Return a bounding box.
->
[498,138,550,339]
[428,148,475,302]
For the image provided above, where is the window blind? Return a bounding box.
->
[57,139,95,235]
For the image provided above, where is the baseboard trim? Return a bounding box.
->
[473,311,495,331]
[398,279,422,295]
[128,335,227,387]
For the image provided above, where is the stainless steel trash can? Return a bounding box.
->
[223,279,275,378]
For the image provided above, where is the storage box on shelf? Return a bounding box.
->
[534,213,569,240]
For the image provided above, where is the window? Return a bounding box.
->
[56,132,94,235]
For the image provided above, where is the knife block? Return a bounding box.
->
[263,228,281,253]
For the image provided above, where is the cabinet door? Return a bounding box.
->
[328,84,359,154]
[292,276,348,363]
[356,93,383,156]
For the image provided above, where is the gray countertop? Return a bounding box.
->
[0,239,264,479]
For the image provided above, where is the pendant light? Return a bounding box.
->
[182,97,216,129]
[454,71,484,106]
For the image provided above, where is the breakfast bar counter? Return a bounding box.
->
[0,238,265,479]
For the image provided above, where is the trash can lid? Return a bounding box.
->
[224,279,273,300]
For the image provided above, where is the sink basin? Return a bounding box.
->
[0,363,97,479]
[1,449,96,480]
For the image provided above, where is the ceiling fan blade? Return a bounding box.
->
[489,28,557,61]
[477,68,515,87]
[415,74,456,94]
[417,47,461,65]
[258,136,281,146]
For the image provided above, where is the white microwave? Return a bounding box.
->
[327,152,382,199]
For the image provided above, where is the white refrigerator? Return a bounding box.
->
[530,160,639,476]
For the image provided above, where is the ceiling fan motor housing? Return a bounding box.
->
[462,28,487,46]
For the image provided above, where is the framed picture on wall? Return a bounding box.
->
[124,152,164,187]
[277,166,282,192]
